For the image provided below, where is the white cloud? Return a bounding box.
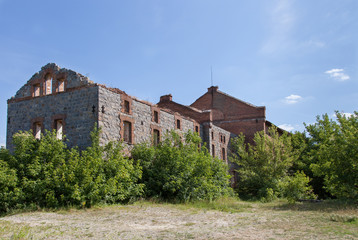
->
[325,69,350,81]
[278,124,294,132]
[284,94,302,104]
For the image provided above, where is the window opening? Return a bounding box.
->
[195,126,199,133]
[212,144,215,157]
[211,131,214,140]
[44,73,52,95]
[154,111,159,123]
[58,79,65,92]
[124,100,130,113]
[54,120,63,140]
[33,84,41,97]
[123,121,132,143]
[34,122,42,139]
[222,148,226,161]
[153,129,160,146]
[176,119,181,129]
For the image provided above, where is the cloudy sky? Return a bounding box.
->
[0,0,357,147]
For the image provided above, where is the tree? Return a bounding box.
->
[131,130,233,202]
[230,126,313,201]
[306,112,358,199]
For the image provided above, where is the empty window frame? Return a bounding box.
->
[153,111,159,123]
[123,121,132,143]
[124,100,130,113]
[57,78,65,92]
[33,84,41,97]
[33,122,42,139]
[195,126,199,133]
[44,73,52,95]
[153,129,160,146]
[54,119,63,139]
[222,148,226,161]
[176,119,181,129]
[211,131,214,140]
[212,144,215,157]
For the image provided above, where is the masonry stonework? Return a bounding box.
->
[7,63,283,186]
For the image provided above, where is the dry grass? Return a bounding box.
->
[0,198,357,239]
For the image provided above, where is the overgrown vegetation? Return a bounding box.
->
[230,126,315,202]
[0,128,143,213]
[1,111,356,213]
[230,111,358,202]
[132,130,233,202]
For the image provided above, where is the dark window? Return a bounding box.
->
[176,119,181,129]
[223,136,226,143]
[222,148,226,161]
[123,121,132,143]
[212,144,215,157]
[221,135,223,142]
[211,131,214,140]
[124,100,130,113]
[154,111,159,123]
[195,126,199,133]
[153,129,160,146]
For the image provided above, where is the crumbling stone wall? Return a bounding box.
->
[7,86,98,150]
[98,86,196,148]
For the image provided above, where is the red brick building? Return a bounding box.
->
[158,86,283,145]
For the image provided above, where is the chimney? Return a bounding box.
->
[160,94,172,102]
[207,86,218,93]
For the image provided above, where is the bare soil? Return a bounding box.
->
[0,201,357,239]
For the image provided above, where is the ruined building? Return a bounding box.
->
[6,64,281,169]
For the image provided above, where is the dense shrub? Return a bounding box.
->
[306,112,358,200]
[0,148,20,212]
[132,130,233,202]
[230,127,313,202]
[0,127,143,212]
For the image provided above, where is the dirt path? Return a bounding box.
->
[1,203,357,239]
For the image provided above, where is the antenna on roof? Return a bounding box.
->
[211,66,213,86]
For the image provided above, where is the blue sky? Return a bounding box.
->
[0,0,357,147]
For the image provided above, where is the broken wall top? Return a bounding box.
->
[12,63,94,99]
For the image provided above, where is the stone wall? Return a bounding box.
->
[98,86,196,148]
[7,85,99,151]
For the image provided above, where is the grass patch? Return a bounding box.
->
[329,214,358,224]
[0,221,33,239]
[172,197,252,213]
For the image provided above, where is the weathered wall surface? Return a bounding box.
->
[7,86,99,150]
[98,86,196,148]
[14,63,93,99]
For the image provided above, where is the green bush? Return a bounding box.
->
[0,149,20,212]
[132,130,233,202]
[0,127,144,212]
[279,171,316,203]
[230,126,297,201]
[306,112,358,200]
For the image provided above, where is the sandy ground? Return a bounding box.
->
[1,203,357,239]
